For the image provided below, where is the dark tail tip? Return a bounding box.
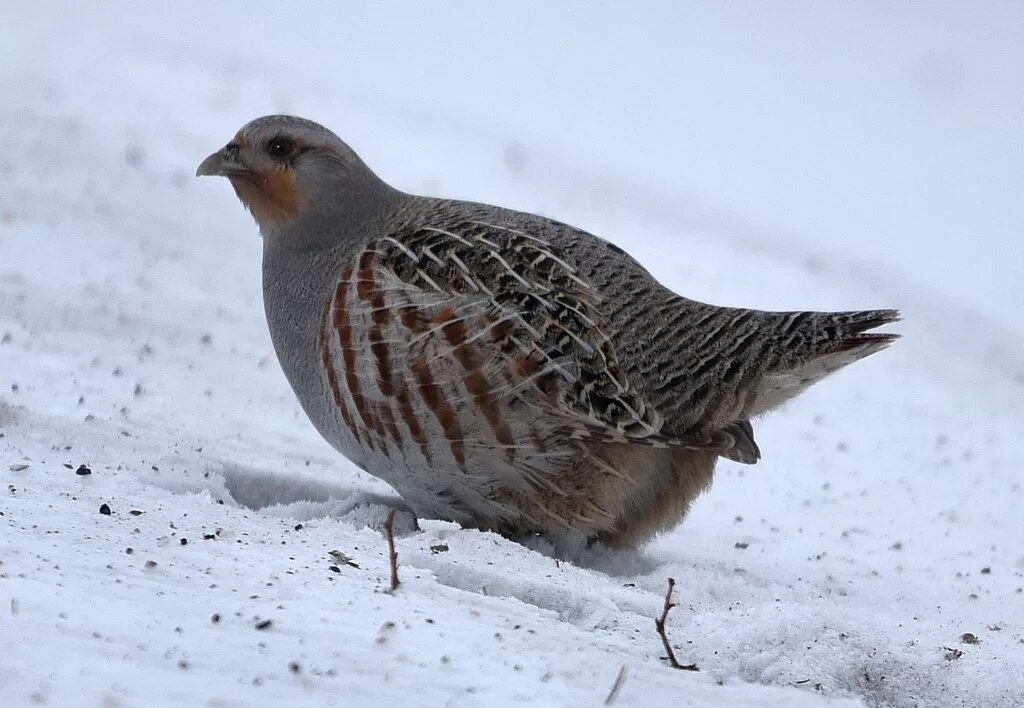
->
[836,309,901,351]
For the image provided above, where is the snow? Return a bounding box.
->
[2,3,1023,707]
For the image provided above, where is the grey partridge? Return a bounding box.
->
[197,115,898,548]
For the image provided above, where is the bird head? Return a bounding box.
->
[196,115,389,234]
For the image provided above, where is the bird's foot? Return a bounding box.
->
[326,491,420,536]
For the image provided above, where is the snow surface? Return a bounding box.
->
[2,3,1023,707]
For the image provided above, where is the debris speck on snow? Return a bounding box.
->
[944,647,964,661]
[375,621,396,645]
[328,550,359,569]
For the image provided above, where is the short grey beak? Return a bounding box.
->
[196,144,246,177]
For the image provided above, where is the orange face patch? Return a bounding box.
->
[229,168,301,227]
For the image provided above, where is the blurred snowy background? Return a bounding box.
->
[2,3,1022,707]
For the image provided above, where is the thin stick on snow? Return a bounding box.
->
[603,665,628,705]
[384,509,400,592]
[654,578,698,671]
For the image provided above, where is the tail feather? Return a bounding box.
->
[833,309,901,351]
[747,308,900,416]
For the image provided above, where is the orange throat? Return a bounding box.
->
[230,169,301,228]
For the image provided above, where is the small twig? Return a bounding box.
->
[654,578,698,671]
[384,509,400,592]
[603,665,628,705]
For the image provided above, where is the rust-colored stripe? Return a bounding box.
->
[398,305,428,333]
[355,249,396,397]
[396,387,431,463]
[355,250,376,301]
[319,295,361,446]
[463,370,513,449]
[333,267,379,454]
[437,309,515,457]
[480,312,514,344]
[377,401,403,447]
[393,298,439,461]
[513,353,543,377]
[410,354,465,468]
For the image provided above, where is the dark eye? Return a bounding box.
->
[266,137,296,160]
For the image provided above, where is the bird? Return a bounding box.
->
[197,115,898,550]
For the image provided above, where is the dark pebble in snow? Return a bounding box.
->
[288,661,301,674]
[75,465,91,475]
[211,613,221,624]
[255,619,273,631]
[981,567,991,574]
[180,538,188,546]
[294,524,303,531]
[99,503,111,515]
[328,565,340,573]
[129,510,144,516]
[203,533,216,540]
